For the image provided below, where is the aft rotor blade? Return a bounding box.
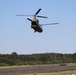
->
[37,16,48,18]
[27,18,32,21]
[16,15,33,16]
[41,23,59,26]
[35,8,41,15]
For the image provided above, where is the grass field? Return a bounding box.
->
[23,70,76,75]
[2,71,76,75]
[0,63,76,75]
[0,63,76,69]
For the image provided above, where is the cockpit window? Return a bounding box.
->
[32,21,37,25]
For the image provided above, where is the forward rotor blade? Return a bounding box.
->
[27,18,32,21]
[41,23,59,26]
[37,16,48,18]
[35,8,41,15]
[16,15,33,16]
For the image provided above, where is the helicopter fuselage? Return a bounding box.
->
[31,21,43,33]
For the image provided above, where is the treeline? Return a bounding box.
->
[0,52,76,66]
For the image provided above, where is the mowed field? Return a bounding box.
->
[0,64,76,75]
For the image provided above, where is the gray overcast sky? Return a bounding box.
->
[0,0,76,54]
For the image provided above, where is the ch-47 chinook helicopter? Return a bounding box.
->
[16,8,59,33]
